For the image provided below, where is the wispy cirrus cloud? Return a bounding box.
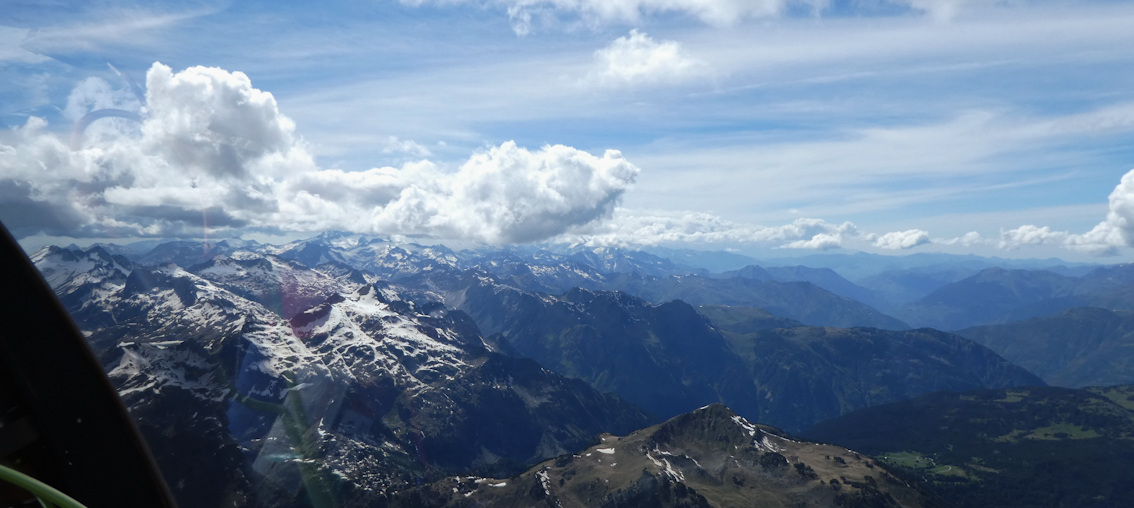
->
[0,27,48,64]
[404,0,795,34]
[400,0,1007,33]
[14,6,220,61]
[894,0,1012,22]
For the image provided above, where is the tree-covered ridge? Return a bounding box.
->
[802,385,1134,507]
[958,307,1134,387]
[707,315,1043,432]
[449,274,1040,432]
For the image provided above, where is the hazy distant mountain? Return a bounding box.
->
[793,255,1099,313]
[855,265,984,310]
[894,263,1134,330]
[396,404,941,508]
[803,385,1134,508]
[957,307,1134,387]
[1074,263,1134,308]
[606,273,909,330]
[722,264,892,310]
[456,252,908,330]
[895,267,1079,330]
[759,251,1094,282]
[641,246,762,272]
[714,324,1044,432]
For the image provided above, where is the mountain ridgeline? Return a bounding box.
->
[27,232,1131,507]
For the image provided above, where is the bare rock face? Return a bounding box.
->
[395,404,941,508]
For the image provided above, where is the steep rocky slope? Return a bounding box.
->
[395,404,942,508]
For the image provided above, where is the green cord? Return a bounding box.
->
[0,463,87,508]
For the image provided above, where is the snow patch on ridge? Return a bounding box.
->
[290,285,469,388]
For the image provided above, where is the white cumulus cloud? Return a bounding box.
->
[370,142,639,243]
[1103,168,1134,245]
[932,231,986,247]
[589,30,705,86]
[988,168,1134,256]
[1063,222,1123,255]
[873,229,930,250]
[1051,168,1134,255]
[771,218,862,249]
[998,224,1067,250]
[379,136,432,157]
[781,232,842,250]
[0,63,638,244]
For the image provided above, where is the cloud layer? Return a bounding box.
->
[0,63,638,243]
[560,195,1134,256]
[5,61,1134,258]
[561,211,877,251]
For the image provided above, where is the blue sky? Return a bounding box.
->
[3,0,1134,260]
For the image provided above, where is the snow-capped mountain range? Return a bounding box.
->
[31,240,653,506]
[28,232,1094,507]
